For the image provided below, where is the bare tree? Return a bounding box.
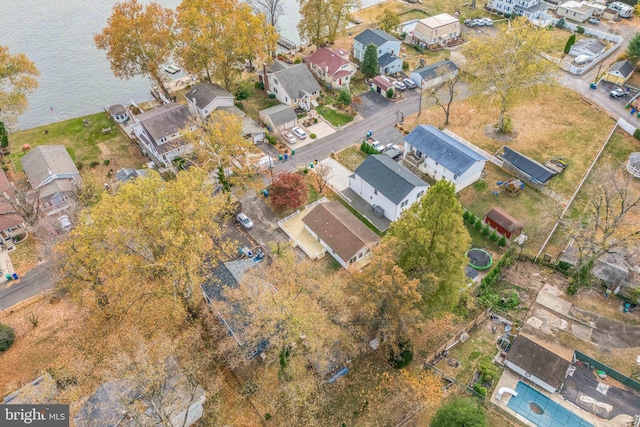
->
[249,0,284,29]
[312,162,333,194]
[3,182,39,226]
[428,65,460,126]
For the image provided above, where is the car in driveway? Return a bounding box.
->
[282,131,297,144]
[403,78,417,89]
[588,18,600,24]
[58,215,72,231]
[610,88,628,98]
[481,18,493,26]
[236,212,254,229]
[393,80,406,91]
[464,19,477,27]
[292,126,307,139]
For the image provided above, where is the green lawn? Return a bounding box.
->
[8,112,140,174]
[333,144,368,171]
[397,8,429,22]
[316,106,354,127]
[238,80,280,122]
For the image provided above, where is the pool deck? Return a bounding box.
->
[493,370,634,427]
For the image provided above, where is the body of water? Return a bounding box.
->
[1,0,383,130]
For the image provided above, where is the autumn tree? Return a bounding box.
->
[431,397,487,427]
[250,0,285,29]
[627,33,640,64]
[182,111,262,191]
[389,179,471,314]
[428,65,461,126]
[361,44,379,78]
[0,45,39,126]
[464,17,555,133]
[270,172,307,209]
[55,170,236,332]
[177,0,277,88]
[377,8,400,34]
[298,0,329,47]
[327,0,361,44]
[346,242,422,351]
[312,162,333,193]
[94,0,175,98]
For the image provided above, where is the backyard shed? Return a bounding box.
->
[484,207,523,239]
[604,60,635,86]
[505,335,571,394]
[501,147,556,184]
[371,75,395,97]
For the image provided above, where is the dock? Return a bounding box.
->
[277,36,297,51]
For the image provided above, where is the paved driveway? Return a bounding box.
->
[356,90,391,118]
[0,262,54,311]
[236,191,288,248]
[320,158,352,192]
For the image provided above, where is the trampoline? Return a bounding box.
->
[466,248,493,270]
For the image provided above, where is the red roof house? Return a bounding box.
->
[305,47,357,89]
[484,207,523,239]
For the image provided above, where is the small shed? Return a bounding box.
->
[501,146,556,184]
[484,207,523,239]
[604,60,635,86]
[259,104,297,132]
[108,104,129,123]
[371,75,394,97]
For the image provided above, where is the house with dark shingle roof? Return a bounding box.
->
[349,155,429,221]
[302,201,380,268]
[305,47,357,89]
[21,145,82,217]
[569,38,606,59]
[259,104,298,131]
[131,103,195,167]
[353,29,403,75]
[185,82,235,120]
[410,60,459,90]
[604,60,635,86]
[258,60,321,111]
[403,125,487,192]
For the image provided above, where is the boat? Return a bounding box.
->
[164,65,181,74]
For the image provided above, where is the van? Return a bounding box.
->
[574,55,591,65]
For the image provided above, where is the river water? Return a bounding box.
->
[1,0,382,130]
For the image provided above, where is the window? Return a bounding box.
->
[454,174,458,180]
[374,189,378,195]
[273,78,279,86]
[400,200,408,208]
[416,190,424,199]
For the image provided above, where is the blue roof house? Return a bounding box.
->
[353,29,403,75]
[403,125,487,192]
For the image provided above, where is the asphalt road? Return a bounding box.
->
[0,262,54,311]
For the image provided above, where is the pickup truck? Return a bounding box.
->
[365,137,385,153]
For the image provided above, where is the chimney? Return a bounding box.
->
[262,63,269,93]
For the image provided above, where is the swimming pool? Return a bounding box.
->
[400,19,418,35]
[507,382,593,427]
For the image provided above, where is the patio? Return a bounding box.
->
[278,201,327,260]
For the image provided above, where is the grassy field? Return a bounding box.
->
[333,144,368,171]
[316,106,354,127]
[8,112,143,182]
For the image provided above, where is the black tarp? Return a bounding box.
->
[502,147,556,184]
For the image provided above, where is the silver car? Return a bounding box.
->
[292,126,307,139]
[282,131,296,144]
[236,212,254,229]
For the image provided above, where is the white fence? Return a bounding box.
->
[559,23,624,75]
[277,197,328,260]
[442,129,504,167]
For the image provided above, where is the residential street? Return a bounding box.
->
[0,262,54,311]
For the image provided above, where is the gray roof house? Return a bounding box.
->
[21,145,82,217]
[353,29,403,75]
[604,60,636,85]
[259,104,297,132]
[403,125,487,192]
[569,38,606,58]
[410,60,459,90]
[349,154,429,222]
[131,103,194,168]
[258,61,321,111]
[185,82,235,120]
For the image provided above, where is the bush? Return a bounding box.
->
[432,397,487,427]
[473,180,487,191]
[389,339,413,369]
[481,225,490,237]
[634,128,640,141]
[498,236,507,247]
[337,88,352,107]
[235,86,251,100]
[474,218,482,231]
[254,81,264,90]
[268,93,276,99]
[473,383,488,396]
[463,211,470,222]
[266,133,277,145]
[467,213,476,225]
[478,362,498,384]
[501,116,513,133]
[0,323,15,352]
[294,57,302,64]
[303,167,309,174]
[314,118,318,124]
[360,141,378,155]
[402,60,409,72]
[564,34,576,54]
[90,160,100,168]
[310,133,317,139]
[386,88,394,98]
[103,159,110,166]
[576,25,585,34]
[75,161,84,171]
[490,231,499,242]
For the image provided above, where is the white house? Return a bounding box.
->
[353,29,403,75]
[131,103,194,168]
[349,155,429,222]
[403,125,487,192]
[302,201,380,268]
[410,60,459,90]
[305,47,357,89]
[556,0,595,22]
[488,0,548,17]
[569,38,606,58]
[107,104,129,123]
[185,82,235,120]
[412,13,461,48]
[258,61,321,111]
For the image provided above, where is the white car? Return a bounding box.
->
[393,80,406,91]
[482,18,494,26]
[282,131,297,144]
[403,78,417,89]
[236,212,254,229]
[58,215,72,231]
[292,126,307,139]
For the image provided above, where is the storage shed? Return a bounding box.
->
[484,207,523,239]
[501,147,556,184]
[604,60,635,86]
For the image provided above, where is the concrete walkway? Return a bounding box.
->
[320,158,353,192]
[341,188,391,232]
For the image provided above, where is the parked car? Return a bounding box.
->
[610,88,628,98]
[292,126,307,139]
[385,143,404,153]
[574,55,591,66]
[464,19,477,27]
[588,18,600,24]
[58,215,72,231]
[472,19,485,26]
[481,18,494,26]
[282,131,297,144]
[393,80,406,91]
[403,78,417,89]
[236,212,254,229]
